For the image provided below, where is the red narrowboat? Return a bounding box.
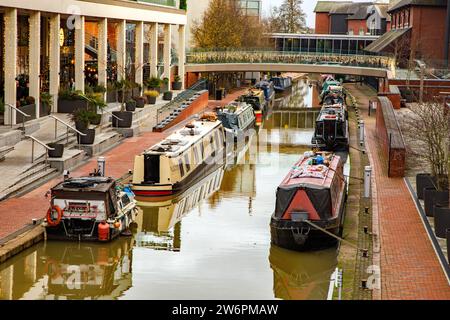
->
[270,151,347,251]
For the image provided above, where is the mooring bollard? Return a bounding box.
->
[359,120,365,147]
[98,156,106,177]
[364,166,372,198]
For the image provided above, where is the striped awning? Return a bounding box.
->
[365,28,411,53]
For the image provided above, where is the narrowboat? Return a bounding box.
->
[270,151,347,251]
[44,177,138,242]
[311,105,349,151]
[270,76,292,93]
[216,102,256,140]
[132,114,225,199]
[240,88,266,125]
[255,80,275,104]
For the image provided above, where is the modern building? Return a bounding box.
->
[365,0,449,66]
[314,1,390,36]
[0,0,187,125]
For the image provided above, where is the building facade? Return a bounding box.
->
[0,0,187,125]
[365,0,449,66]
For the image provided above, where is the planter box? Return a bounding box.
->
[172,82,182,91]
[424,187,449,217]
[112,111,133,128]
[147,96,157,105]
[40,102,51,116]
[134,97,146,108]
[58,99,88,113]
[416,173,437,200]
[433,205,450,238]
[16,104,36,123]
[77,128,96,145]
[163,91,173,101]
[126,101,137,112]
[47,143,64,158]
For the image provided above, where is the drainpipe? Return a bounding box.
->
[445,0,450,67]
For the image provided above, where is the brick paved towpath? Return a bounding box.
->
[0,131,166,241]
[346,84,450,300]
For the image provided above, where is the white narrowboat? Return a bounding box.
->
[132,115,225,199]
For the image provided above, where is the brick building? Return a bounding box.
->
[314,1,390,35]
[365,0,449,66]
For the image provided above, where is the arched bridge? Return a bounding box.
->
[185,51,395,79]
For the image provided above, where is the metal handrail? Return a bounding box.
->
[25,134,54,164]
[49,115,87,136]
[103,109,124,122]
[5,103,31,130]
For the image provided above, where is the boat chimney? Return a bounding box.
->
[63,170,70,181]
[97,157,106,177]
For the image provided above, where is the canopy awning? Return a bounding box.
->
[364,28,411,53]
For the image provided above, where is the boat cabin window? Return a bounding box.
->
[179,159,185,177]
[193,146,199,165]
[121,194,131,207]
[200,142,204,158]
[184,154,191,172]
[316,122,324,137]
[214,131,220,149]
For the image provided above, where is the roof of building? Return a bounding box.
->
[314,1,352,13]
[388,0,447,13]
[347,2,374,20]
[364,27,411,53]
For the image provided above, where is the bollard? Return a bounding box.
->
[365,206,369,214]
[98,156,106,177]
[364,166,372,198]
[359,120,365,147]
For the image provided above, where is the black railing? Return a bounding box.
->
[156,79,208,125]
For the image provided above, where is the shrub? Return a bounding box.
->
[174,75,181,82]
[180,0,187,10]
[59,88,84,100]
[144,90,159,98]
[146,77,161,89]
[71,108,94,127]
[40,92,53,107]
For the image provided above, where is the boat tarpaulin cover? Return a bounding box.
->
[274,185,332,219]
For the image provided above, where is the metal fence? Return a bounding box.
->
[156,79,208,124]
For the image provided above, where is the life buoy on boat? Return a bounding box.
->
[46,206,62,227]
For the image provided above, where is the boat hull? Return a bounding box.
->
[270,218,341,252]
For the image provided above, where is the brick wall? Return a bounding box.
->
[315,13,330,34]
[388,79,450,101]
[347,20,367,35]
[375,96,406,177]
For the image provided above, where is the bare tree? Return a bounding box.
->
[403,101,449,191]
[267,0,309,34]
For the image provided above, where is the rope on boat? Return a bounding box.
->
[303,220,359,250]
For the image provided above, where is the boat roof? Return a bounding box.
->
[218,102,252,116]
[144,118,222,157]
[52,177,115,193]
[279,152,342,190]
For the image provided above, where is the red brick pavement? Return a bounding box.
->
[0,131,166,240]
[347,84,450,299]
[208,87,250,108]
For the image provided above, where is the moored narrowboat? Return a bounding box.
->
[240,88,266,125]
[311,102,349,151]
[270,151,347,251]
[132,115,225,199]
[215,102,256,140]
[255,80,275,104]
[270,76,292,93]
[44,177,138,242]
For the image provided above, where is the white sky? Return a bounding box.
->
[262,0,390,28]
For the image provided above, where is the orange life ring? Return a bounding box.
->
[46,205,62,227]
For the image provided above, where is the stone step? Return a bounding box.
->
[0,129,22,149]
[78,131,123,157]
[0,145,14,161]
[0,166,58,201]
[48,149,86,172]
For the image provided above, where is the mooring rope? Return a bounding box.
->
[303,220,360,250]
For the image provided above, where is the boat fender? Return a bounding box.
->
[46,206,62,227]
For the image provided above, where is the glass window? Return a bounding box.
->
[178,159,184,177]
[184,154,191,172]
[193,146,199,165]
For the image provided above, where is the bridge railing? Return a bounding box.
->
[186,50,395,71]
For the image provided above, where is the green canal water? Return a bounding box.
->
[0,79,338,300]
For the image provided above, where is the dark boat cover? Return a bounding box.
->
[274,184,332,220]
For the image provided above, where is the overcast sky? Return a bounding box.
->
[262,0,390,27]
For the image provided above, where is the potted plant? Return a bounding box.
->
[161,77,169,92]
[144,90,159,105]
[40,92,53,116]
[106,82,118,103]
[16,96,36,122]
[112,79,133,128]
[146,76,161,93]
[58,88,88,113]
[433,203,450,238]
[133,96,147,108]
[172,75,182,90]
[71,108,92,131]
[416,173,437,200]
[126,99,137,112]
[163,90,173,101]
[47,142,64,158]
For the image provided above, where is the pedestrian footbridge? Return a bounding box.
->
[186,51,395,79]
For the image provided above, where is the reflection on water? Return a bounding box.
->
[0,77,338,300]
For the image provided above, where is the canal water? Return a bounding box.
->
[0,79,338,300]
